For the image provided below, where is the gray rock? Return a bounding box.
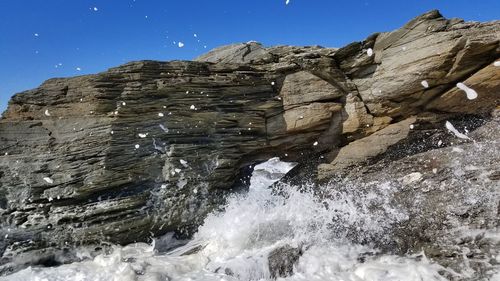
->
[268,245,302,279]
[0,58,339,271]
[324,115,500,280]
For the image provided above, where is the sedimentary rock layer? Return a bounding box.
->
[0,10,499,274]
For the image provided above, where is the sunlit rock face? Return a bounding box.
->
[0,10,499,276]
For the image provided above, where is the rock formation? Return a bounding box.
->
[0,10,499,278]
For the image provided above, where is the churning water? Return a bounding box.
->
[2,158,495,281]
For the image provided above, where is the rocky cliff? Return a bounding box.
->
[0,10,499,277]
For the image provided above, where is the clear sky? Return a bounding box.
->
[1,0,499,113]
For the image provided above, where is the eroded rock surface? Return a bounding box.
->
[322,114,500,280]
[0,10,499,277]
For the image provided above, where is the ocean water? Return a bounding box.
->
[1,158,496,281]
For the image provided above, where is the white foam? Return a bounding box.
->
[178,42,184,48]
[134,144,140,149]
[138,133,148,138]
[286,0,290,5]
[401,172,423,185]
[445,121,470,140]
[159,124,169,133]
[7,159,452,281]
[158,112,164,117]
[249,157,297,190]
[180,159,188,167]
[43,177,54,184]
[456,83,478,100]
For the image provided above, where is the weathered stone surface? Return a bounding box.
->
[334,10,500,117]
[282,103,342,132]
[0,10,499,276]
[426,63,500,113]
[0,56,343,271]
[268,245,302,278]
[195,41,274,64]
[280,71,344,108]
[318,117,416,179]
[323,114,500,279]
[341,93,374,135]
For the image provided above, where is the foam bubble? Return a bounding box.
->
[456,83,478,100]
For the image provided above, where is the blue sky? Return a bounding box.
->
[1,0,499,113]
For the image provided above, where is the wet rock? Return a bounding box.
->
[0,10,499,275]
[327,114,500,279]
[268,245,302,279]
[0,58,340,271]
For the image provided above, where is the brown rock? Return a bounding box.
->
[318,117,416,179]
[280,71,344,108]
[426,63,500,114]
[195,41,274,64]
[283,103,342,132]
[335,10,500,117]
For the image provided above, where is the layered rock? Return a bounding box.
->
[0,10,499,276]
[334,10,499,118]
[0,52,344,272]
[318,117,416,178]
